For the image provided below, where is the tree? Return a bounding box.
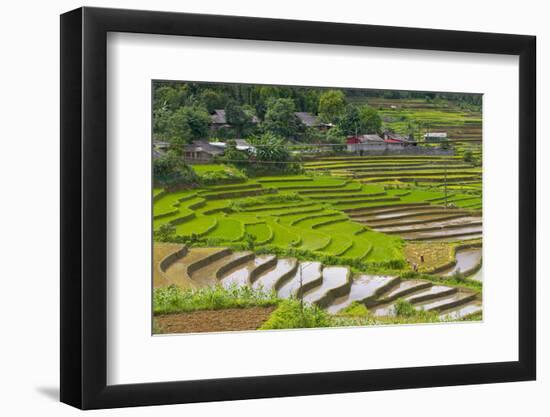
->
[154,109,193,147]
[169,127,194,156]
[338,104,382,135]
[357,105,382,133]
[338,105,361,136]
[169,105,211,140]
[326,126,346,150]
[200,89,225,113]
[262,98,298,138]
[292,88,321,113]
[153,85,189,111]
[248,132,300,174]
[302,127,326,144]
[318,90,346,123]
[153,152,199,186]
[225,100,253,138]
[251,132,290,164]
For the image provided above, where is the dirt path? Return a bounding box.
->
[154,306,276,334]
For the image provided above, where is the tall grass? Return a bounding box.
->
[334,299,442,326]
[154,285,331,330]
[153,284,279,315]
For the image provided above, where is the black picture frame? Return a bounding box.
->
[60,6,536,410]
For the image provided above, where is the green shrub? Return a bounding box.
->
[198,167,248,185]
[260,299,330,330]
[154,223,176,242]
[394,298,440,322]
[229,192,303,211]
[339,302,369,317]
[394,299,417,317]
[216,141,251,169]
[154,153,200,187]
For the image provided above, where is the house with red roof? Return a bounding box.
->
[382,131,416,146]
[346,134,385,153]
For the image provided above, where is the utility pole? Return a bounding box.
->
[444,159,448,209]
[355,124,359,156]
[426,122,430,143]
[299,263,304,313]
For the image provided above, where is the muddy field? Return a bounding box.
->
[154,306,277,334]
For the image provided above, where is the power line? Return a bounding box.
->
[182,158,305,165]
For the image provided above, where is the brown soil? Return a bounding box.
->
[404,242,454,273]
[154,306,277,334]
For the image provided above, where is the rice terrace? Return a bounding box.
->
[152,81,483,334]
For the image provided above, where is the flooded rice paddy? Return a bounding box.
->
[252,258,296,291]
[441,247,482,278]
[302,266,349,304]
[221,255,275,288]
[156,241,482,321]
[327,275,397,314]
[277,261,322,299]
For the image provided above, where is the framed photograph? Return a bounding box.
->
[60,6,536,409]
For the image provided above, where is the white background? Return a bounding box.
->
[108,33,518,384]
[0,0,546,416]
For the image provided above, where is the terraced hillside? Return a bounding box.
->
[363,97,482,142]
[305,155,481,190]
[154,173,482,267]
[304,152,482,209]
[155,243,482,320]
[345,204,482,241]
[344,96,484,197]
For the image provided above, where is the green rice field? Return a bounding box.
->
[154,152,482,269]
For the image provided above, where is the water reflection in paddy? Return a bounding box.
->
[277,262,322,299]
[326,275,395,314]
[442,248,482,277]
[252,258,295,291]
[221,255,275,288]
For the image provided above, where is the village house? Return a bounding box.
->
[346,132,423,155]
[382,131,416,146]
[153,140,170,151]
[182,140,224,162]
[152,140,170,159]
[346,134,385,153]
[210,109,231,130]
[209,139,256,153]
[210,109,259,130]
[424,132,448,143]
[182,138,256,163]
[295,112,333,131]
